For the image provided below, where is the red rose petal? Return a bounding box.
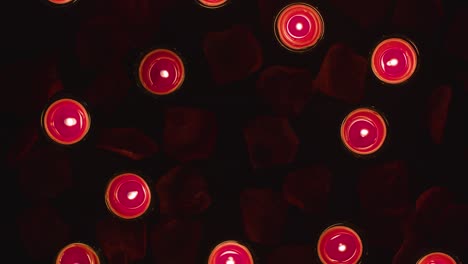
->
[96,217,147,263]
[155,165,212,216]
[6,122,40,168]
[163,107,217,162]
[203,25,263,85]
[18,203,70,260]
[240,188,288,245]
[282,165,332,213]
[150,217,203,264]
[84,66,131,116]
[75,16,131,71]
[96,128,158,161]
[266,245,315,264]
[256,65,316,117]
[392,0,444,36]
[0,56,62,117]
[18,146,72,201]
[244,116,299,169]
[357,160,410,212]
[314,43,367,104]
[427,85,452,145]
[330,0,393,30]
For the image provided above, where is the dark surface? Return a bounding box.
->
[2,0,467,263]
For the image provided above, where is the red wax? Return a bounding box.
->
[371,37,418,84]
[198,0,228,8]
[42,98,91,145]
[275,3,324,51]
[340,107,387,156]
[417,252,458,264]
[48,0,75,5]
[56,243,100,264]
[105,173,152,220]
[317,225,363,264]
[208,241,254,264]
[138,49,185,95]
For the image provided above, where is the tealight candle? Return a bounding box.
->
[138,49,185,95]
[417,252,458,264]
[340,107,387,156]
[208,240,254,264]
[105,173,152,220]
[42,98,91,145]
[275,3,325,51]
[317,225,363,264]
[56,243,100,264]
[371,37,418,85]
[198,0,228,8]
[47,0,76,5]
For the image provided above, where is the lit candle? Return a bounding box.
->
[275,3,324,51]
[198,0,229,8]
[56,243,100,264]
[138,49,185,95]
[417,252,458,264]
[47,0,76,5]
[42,98,91,145]
[317,225,363,264]
[340,107,387,156]
[208,240,254,264]
[105,173,152,220]
[371,37,418,85]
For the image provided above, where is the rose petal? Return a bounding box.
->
[6,122,40,168]
[256,65,316,117]
[240,188,288,245]
[283,165,332,214]
[427,85,452,144]
[163,107,217,162]
[314,43,367,104]
[155,165,212,216]
[96,128,158,161]
[203,25,263,85]
[244,116,299,169]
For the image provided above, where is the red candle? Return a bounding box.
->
[417,252,458,264]
[47,0,76,5]
[317,225,363,264]
[105,173,152,220]
[56,243,100,264]
[138,49,185,96]
[42,98,91,145]
[340,107,387,156]
[198,0,228,8]
[275,3,324,51]
[208,240,254,264]
[371,37,418,85]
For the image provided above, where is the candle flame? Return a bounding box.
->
[360,129,369,137]
[338,243,346,252]
[127,191,138,200]
[226,256,235,264]
[64,117,77,127]
[160,70,169,78]
[386,58,399,67]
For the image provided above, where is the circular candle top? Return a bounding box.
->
[371,37,418,85]
[198,0,228,8]
[275,3,324,51]
[208,240,254,264]
[48,0,76,5]
[105,173,152,220]
[56,243,100,264]
[138,49,185,95]
[417,252,458,264]
[340,107,387,156]
[318,225,363,264]
[42,98,91,145]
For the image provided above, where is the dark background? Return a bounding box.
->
[2,0,467,263]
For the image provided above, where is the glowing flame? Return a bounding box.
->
[295,22,303,30]
[64,117,77,127]
[226,256,235,264]
[360,129,369,137]
[338,243,346,252]
[127,191,138,200]
[160,70,169,78]
[386,58,399,67]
